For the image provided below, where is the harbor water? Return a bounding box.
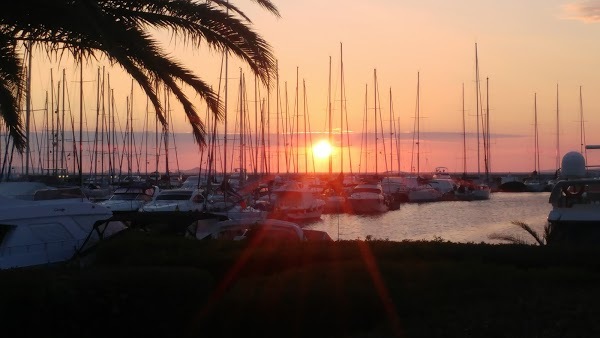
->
[305,192,553,244]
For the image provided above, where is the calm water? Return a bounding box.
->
[304,192,553,244]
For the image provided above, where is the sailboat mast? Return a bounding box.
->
[485,77,490,181]
[374,69,378,176]
[261,98,267,175]
[237,70,242,178]
[389,87,393,174]
[110,87,115,184]
[340,43,344,174]
[266,74,271,175]
[284,82,289,174]
[303,79,308,175]
[61,69,66,175]
[534,92,539,173]
[295,67,299,174]
[49,71,54,175]
[25,41,32,179]
[254,75,258,175]
[580,85,587,162]
[276,60,280,174]
[93,68,100,180]
[362,84,367,174]
[475,43,481,179]
[130,80,134,175]
[163,87,170,179]
[556,84,560,170]
[328,56,332,176]
[462,83,467,177]
[79,55,83,186]
[417,71,420,176]
[223,43,229,178]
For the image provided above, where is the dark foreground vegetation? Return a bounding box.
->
[2,230,600,338]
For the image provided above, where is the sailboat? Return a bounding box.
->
[380,88,409,204]
[322,44,349,213]
[347,68,390,212]
[454,83,491,201]
[406,72,442,203]
[545,84,561,192]
[523,93,547,192]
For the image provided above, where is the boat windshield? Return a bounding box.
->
[352,188,382,194]
[155,191,193,201]
[111,193,139,201]
[33,188,86,200]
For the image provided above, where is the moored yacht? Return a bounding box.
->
[321,188,347,213]
[347,183,388,214]
[0,183,125,269]
[97,184,160,213]
[139,188,205,212]
[498,174,527,192]
[547,150,600,244]
[454,180,491,201]
[380,176,410,204]
[194,218,332,242]
[401,176,443,203]
[267,180,325,222]
[523,171,547,192]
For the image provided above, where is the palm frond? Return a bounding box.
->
[0,33,25,151]
[510,221,545,246]
[102,1,277,85]
[0,0,278,150]
[488,233,531,245]
[206,0,280,20]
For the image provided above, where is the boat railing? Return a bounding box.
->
[0,238,85,258]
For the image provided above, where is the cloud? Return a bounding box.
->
[562,1,600,22]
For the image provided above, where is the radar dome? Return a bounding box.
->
[561,151,586,179]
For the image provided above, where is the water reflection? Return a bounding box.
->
[305,192,552,244]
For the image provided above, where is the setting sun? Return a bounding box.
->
[313,140,333,159]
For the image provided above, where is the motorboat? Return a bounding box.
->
[547,150,600,244]
[347,183,388,213]
[380,176,410,204]
[97,184,160,213]
[321,188,347,214]
[194,218,332,242]
[523,175,547,192]
[139,188,205,212]
[408,183,443,203]
[205,192,267,221]
[432,166,452,179]
[0,183,125,269]
[181,175,202,190]
[81,182,112,202]
[399,176,443,203]
[267,180,325,222]
[498,174,526,192]
[428,178,458,200]
[454,181,492,201]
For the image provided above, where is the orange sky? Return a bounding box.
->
[19,0,600,175]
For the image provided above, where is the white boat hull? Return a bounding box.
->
[273,205,324,222]
[348,197,388,213]
[0,194,124,270]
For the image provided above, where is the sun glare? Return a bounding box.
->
[313,140,333,159]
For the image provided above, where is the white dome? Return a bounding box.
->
[561,151,586,179]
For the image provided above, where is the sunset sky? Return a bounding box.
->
[23,0,600,175]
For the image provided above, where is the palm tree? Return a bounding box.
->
[489,221,550,246]
[0,0,279,152]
